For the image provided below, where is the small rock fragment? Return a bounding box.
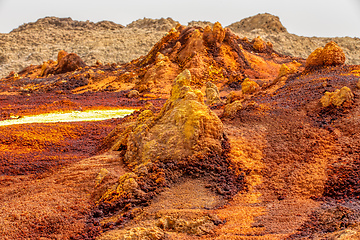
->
[253,36,266,51]
[223,100,243,117]
[277,64,291,78]
[226,91,243,104]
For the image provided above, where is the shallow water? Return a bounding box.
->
[0,109,135,126]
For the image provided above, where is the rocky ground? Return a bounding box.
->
[0,13,359,79]
[0,14,360,240]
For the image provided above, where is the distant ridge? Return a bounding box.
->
[11,16,125,33]
[9,14,287,34]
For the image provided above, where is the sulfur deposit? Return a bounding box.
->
[320,86,354,107]
[106,70,227,167]
[99,70,244,211]
[123,70,224,165]
[305,41,346,68]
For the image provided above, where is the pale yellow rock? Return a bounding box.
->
[324,228,360,240]
[278,62,300,78]
[133,164,148,176]
[320,92,333,108]
[155,210,217,235]
[205,81,222,105]
[123,227,164,240]
[277,64,291,78]
[332,87,353,106]
[94,168,110,188]
[156,216,213,235]
[170,69,192,101]
[241,78,259,94]
[223,100,243,117]
[320,86,353,107]
[103,70,225,204]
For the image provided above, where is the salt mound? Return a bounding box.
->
[227,13,287,34]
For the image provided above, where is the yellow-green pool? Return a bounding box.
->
[0,109,135,126]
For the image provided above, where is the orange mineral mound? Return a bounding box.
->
[305,41,346,68]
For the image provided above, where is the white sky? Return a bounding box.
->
[0,0,359,37]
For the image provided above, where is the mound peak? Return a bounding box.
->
[126,17,179,31]
[227,13,287,34]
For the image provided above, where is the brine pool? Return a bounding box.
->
[0,109,135,126]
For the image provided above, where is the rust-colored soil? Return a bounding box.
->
[1,23,360,240]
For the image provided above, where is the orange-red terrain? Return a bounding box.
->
[1,22,360,239]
